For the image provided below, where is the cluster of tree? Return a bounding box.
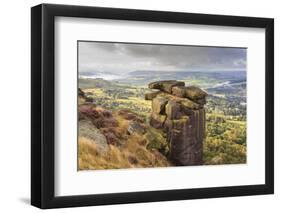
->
[203,114,246,164]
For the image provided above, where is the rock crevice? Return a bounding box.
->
[146,80,207,166]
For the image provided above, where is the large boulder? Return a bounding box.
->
[185,86,207,100]
[171,86,186,98]
[145,91,162,100]
[172,86,207,101]
[148,80,185,93]
[127,121,146,135]
[180,98,200,110]
[79,120,108,153]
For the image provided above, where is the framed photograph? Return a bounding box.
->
[31,3,274,209]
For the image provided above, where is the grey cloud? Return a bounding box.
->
[78,41,246,74]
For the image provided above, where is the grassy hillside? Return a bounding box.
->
[78,104,170,170]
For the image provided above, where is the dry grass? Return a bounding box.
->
[78,114,170,170]
[78,137,132,170]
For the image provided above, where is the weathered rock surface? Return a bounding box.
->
[145,80,207,166]
[79,120,109,153]
[150,112,167,129]
[145,127,169,156]
[149,80,185,93]
[165,100,183,120]
[172,86,207,103]
[145,91,162,100]
[127,121,146,135]
[152,96,169,114]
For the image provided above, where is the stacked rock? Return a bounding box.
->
[145,80,207,166]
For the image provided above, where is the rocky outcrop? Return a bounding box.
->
[78,88,94,103]
[146,80,207,166]
[149,80,185,93]
[79,120,109,153]
[127,121,146,135]
[78,88,85,97]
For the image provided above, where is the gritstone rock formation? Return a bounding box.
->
[145,80,207,166]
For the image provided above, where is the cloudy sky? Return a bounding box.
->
[78,41,246,74]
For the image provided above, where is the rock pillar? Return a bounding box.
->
[145,80,207,166]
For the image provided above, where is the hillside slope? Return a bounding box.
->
[78,90,170,170]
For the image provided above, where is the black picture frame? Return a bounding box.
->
[31,3,274,209]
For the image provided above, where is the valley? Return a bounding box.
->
[78,70,247,168]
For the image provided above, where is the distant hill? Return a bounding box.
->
[79,70,123,81]
[129,70,246,79]
[79,78,115,89]
[115,70,246,87]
